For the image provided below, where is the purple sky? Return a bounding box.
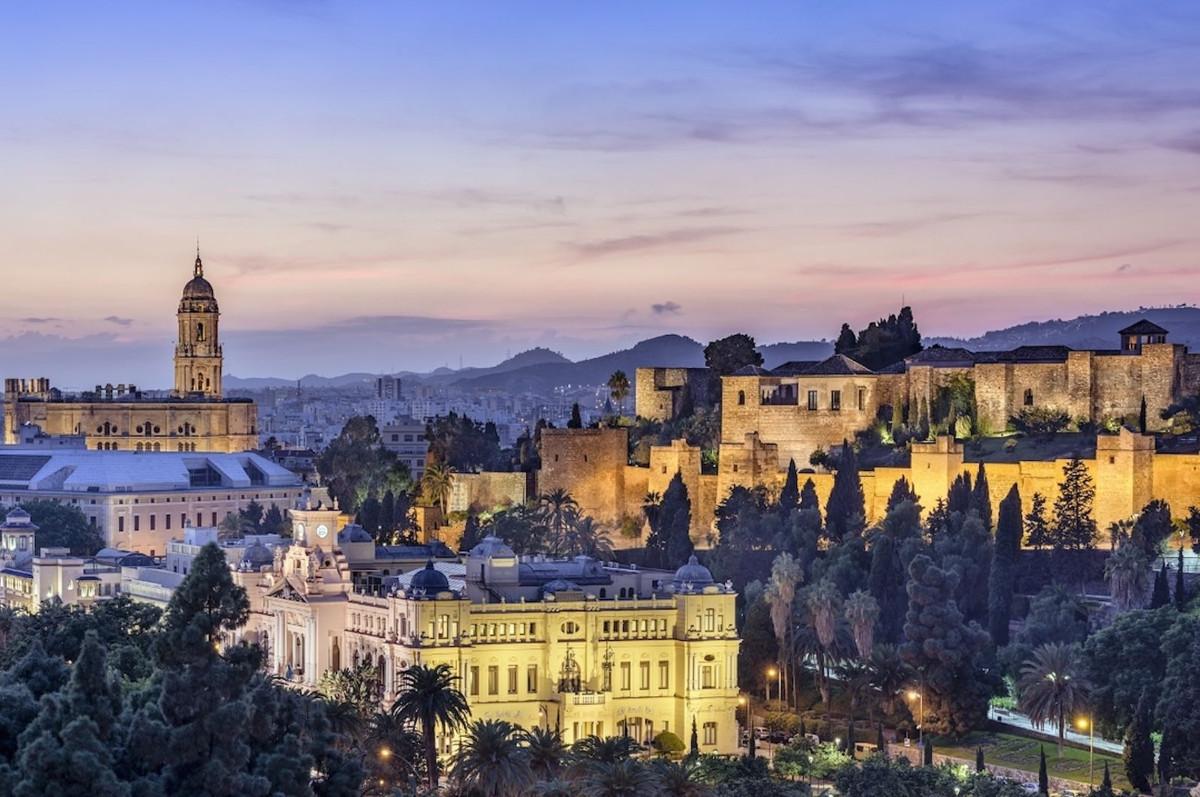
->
[2,1,1199,386]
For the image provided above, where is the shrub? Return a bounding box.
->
[652,730,685,756]
[1011,406,1071,437]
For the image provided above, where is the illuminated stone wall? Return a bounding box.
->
[634,367,713,422]
[538,428,630,527]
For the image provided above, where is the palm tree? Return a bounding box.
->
[571,734,638,765]
[804,578,844,720]
[420,462,455,517]
[642,492,663,536]
[450,719,533,797]
[1017,643,1092,756]
[578,759,660,797]
[539,488,580,549]
[532,781,575,797]
[866,643,913,721]
[607,370,631,416]
[765,552,802,705]
[650,758,710,796]
[844,590,880,660]
[562,514,614,559]
[366,710,427,791]
[522,726,569,779]
[389,663,471,790]
[836,659,875,750]
[1105,543,1150,612]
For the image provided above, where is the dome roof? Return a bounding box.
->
[240,542,274,568]
[468,534,515,559]
[2,506,35,528]
[182,254,215,299]
[338,524,373,543]
[672,555,714,587]
[409,560,450,594]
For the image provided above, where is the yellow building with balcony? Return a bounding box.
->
[236,499,741,757]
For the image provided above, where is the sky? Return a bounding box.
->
[2,1,1199,387]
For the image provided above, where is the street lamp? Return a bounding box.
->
[1075,716,1094,787]
[906,688,924,745]
[739,694,755,760]
[767,666,779,703]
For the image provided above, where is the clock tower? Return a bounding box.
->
[174,248,223,398]
[289,493,344,549]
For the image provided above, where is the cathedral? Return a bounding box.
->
[3,251,258,452]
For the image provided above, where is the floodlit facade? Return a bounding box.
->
[234,497,741,755]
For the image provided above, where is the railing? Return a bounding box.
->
[571,692,606,705]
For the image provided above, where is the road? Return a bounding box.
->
[988,706,1122,755]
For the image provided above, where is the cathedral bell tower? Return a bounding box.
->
[174,247,223,398]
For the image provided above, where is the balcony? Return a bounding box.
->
[571,692,606,706]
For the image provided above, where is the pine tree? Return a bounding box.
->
[1174,545,1188,609]
[142,542,268,795]
[835,323,858,354]
[1124,690,1154,793]
[1096,761,1114,797]
[1149,564,1170,609]
[1038,746,1049,796]
[971,463,992,530]
[380,490,396,534]
[824,441,864,542]
[988,485,1022,646]
[568,403,583,429]
[1025,493,1052,550]
[926,498,950,540]
[779,459,799,515]
[899,556,993,736]
[1052,458,1097,552]
[14,632,126,797]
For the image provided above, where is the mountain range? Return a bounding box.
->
[224,306,1200,392]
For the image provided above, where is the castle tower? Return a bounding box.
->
[174,248,223,398]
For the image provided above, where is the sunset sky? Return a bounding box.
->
[2,1,1199,386]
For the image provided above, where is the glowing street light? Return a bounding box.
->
[766,665,780,703]
[906,688,925,745]
[1075,716,1094,787]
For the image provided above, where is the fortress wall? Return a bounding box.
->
[972,364,1011,434]
[538,428,628,527]
[1151,453,1200,520]
[1092,354,1143,424]
[635,368,677,422]
[1065,352,1095,421]
[448,472,527,514]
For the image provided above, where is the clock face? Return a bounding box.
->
[316,524,329,539]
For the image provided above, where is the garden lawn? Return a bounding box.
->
[931,731,1131,792]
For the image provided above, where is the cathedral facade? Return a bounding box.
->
[3,252,258,452]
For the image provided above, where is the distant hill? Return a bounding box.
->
[450,334,706,393]
[928,306,1200,351]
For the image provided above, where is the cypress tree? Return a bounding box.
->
[988,485,1022,646]
[971,463,992,530]
[975,745,985,773]
[1139,395,1147,434]
[824,441,864,542]
[886,476,920,513]
[923,739,933,767]
[380,490,396,534]
[1038,746,1049,796]
[1149,564,1170,609]
[689,717,699,759]
[650,473,692,569]
[1174,545,1188,609]
[1097,761,1113,797]
[947,472,972,515]
[1124,690,1154,793]
[779,459,799,515]
[799,478,821,523]
[876,724,886,756]
[568,403,582,429]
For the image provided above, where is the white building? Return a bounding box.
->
[0,448,309,555]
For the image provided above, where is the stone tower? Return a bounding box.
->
[174,248,222,398]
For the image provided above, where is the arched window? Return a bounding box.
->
[737,390,746,405]
[196,323,205,341]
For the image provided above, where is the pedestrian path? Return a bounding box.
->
[988,707,1122,755]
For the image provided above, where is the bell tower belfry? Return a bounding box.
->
[174,247,223,398]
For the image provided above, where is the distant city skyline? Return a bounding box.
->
[3,1,1199,383]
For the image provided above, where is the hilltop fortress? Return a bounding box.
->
[533,321,1200,544]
